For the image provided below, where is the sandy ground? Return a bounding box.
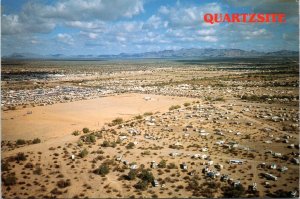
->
[1,93,192,142]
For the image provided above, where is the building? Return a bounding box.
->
[228,160,243,165]
[264,173,278,181]
[152,180,159,187]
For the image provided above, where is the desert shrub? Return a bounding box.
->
[15,153,27,161]
[79,149,88,158]
[141,151,151,155]
[169,105,181,111]
[158,160,167,168]
[116,138,122,144]
[184,102,191,107]
[24,162,34,169]
[102,141,110,147]
[110,142,117,148]
[51,188,62,195]
[94,164,110,176]
[135,115,143,120]
[271,189,293,198]
[32,138,41,144]
[84,134,96,143]
[1,161,10,171]
[126,142,135,149]
[186,177,199,191]
[143,112,153,116]
[2,174,17,186]
[82,128,89,134]
[135,180,148,190]
[57,179,71,188]
[16,139,26,145]
[33,167,42,175]
[215,97,225,102]
[72,130,80,136]
[111,118,123,125]
[127,169,138,180]
[77,141,83,147]
[167,163,178,169]
[222,184,245,198]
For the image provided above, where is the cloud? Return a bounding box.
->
[2,0,144,35]
[197,29,216,36]
[159,3,222,28]
[57,33,74,45]
[65,20,105,31]
[143,15,163,29]
[241,28,268,40]
[283,31,299,41]
[42,0,144,21]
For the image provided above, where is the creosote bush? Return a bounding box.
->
[57,179,71,188]
[79,149,89,158]
[169,105,181,111]
[94,164,110,176]
[127,169,138,180]
[33,167,43,175]
[16,139,26,145]
[134,115,143,120]
[126,142,135,149]
[111,118,124,125]
[2,174,17,186]
[184,102,191,107]
[15,153,27,161]
[82,128,89,134]
[72,130,80,136]
[32,138,41,144]
[158,160,167,168]
[143,112,153,116]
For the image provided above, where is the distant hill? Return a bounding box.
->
[3,48,298,60]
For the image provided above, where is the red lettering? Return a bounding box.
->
[249,14,257,23]
[231,14,240,23]
[257,13,265,23]
[271,14,277,22]
[223,13,231,23]
[204,13,214,24]
[202,13,286,24]
[241,14,248,23]
[278,13,286,23]
[214,13,222,23]
[265,14,271,23]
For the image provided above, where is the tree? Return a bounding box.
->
[139,170,154,183]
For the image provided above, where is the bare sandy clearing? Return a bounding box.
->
[1,93,193,141]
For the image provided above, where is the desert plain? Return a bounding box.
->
[1,58,299,198]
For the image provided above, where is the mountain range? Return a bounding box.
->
[2,48,298,60]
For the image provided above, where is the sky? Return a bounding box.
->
[1,0,299,56]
